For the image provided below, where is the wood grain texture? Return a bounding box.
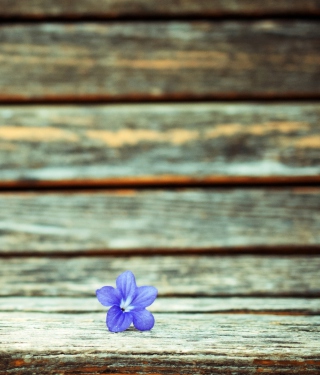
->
[0,22,319,101]
[0,104,319,184]
[1,256,320,297]
[0,189,319,253]
[1,0,320,18]
[1,312,320,374]
[1,297,320,314]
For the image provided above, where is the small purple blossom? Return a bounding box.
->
[96,271,158,332]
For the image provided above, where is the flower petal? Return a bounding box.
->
[132,309,155,331]
[96,286,121,307]
[131,286,158,309]
[116,271,137,300]
[107,305,133,332]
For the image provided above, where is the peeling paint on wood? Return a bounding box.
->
[0,126,79,142]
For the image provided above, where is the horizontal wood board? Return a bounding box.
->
[2,256,320,297]
[1,313,320,374]
[0,189,319,252]
[1,296,320,314]
[1,0,320,18]
[0,22,320,101]
[0,104,319,184]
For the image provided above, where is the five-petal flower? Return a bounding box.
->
[96,271,158,332]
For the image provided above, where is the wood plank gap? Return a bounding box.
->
[0,310,316,316]
[1,94,320,104]
[1,177,320,191]
[1,98,320,105]
[4,292,320,299]
[1,245,320,258]
[1,15,320,22]
[1,0,320,20]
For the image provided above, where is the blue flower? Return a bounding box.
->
[96,270,158,332]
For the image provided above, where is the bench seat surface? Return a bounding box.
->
[0,2,319,374]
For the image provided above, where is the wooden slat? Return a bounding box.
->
[2,256,320,297]
[1,312,320,374]
[0,104,319,185]
[0,189,319,253]
[1,297,320,314]
[0,0,320,18]
[0,22,319,101]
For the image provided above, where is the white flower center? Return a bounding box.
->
[120,297,134,312]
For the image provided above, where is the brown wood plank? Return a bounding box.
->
[0,22,319,101]
[1,256,319,297]
[0,104,319,185]
[0,0,320,18]
[1,312,320,374]
[1,297,320,314]
[0,189,319,253]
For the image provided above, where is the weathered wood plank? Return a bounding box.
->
[1,313,320,374]
[1,297,320,314]
[0,22,319,101]
[1,256,320,297]
[0,104,319,185]
[0,0,320,18]
[0,189,319,253]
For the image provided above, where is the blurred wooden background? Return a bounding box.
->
[0,1,320,374]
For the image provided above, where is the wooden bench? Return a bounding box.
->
[0,1,320,374]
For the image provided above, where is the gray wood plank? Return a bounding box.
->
[1,313,320,374]
[0,189,319,253]
[1,104,319,185]
[1,297,320,314]
[0,0,319,18]
[0,22,319,100]
[1,256,320,297]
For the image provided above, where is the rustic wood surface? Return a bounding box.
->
[1,0,320,18]
[0,189,319,253]
[0,22,319,101]
[1,296,320,314]
[1,312,320,374]
[1,2,319,374]
[0,104,319,185]
[2,256,320,297]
